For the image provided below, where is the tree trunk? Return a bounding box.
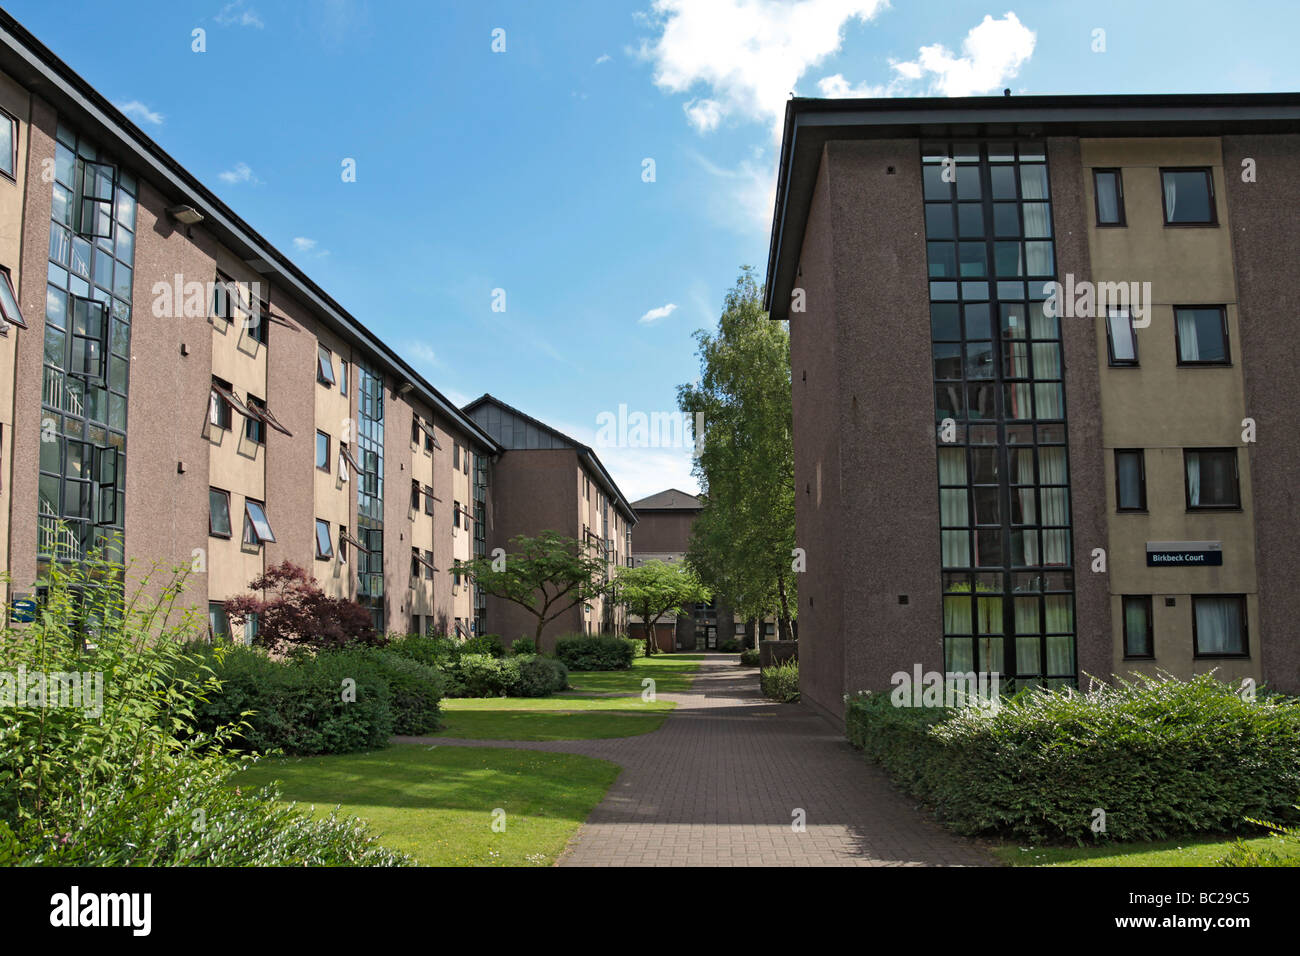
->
[644,610,658,656]
[534,615,546,650]
[747,616,759,649]
[776,574,793,642]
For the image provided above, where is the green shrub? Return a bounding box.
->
[385,633,458,669]
[455,653,507,697]
[739,648,761,667]
[846,674,1300,844]
[511,637,537,656]
[556,634,634,671]
[626,637,646,659]
[718,639,741,653]
[760,660,800,702]
[513,655,569,697]
[1217,812,1300,866]
[0,553,407,865]
[461,634,503,658]
[355,649,446,735]
[184,644,394,755]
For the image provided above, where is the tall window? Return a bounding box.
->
[208,602,230,642]
[356,361,385,629]
[1185,449,1239,510]
[1122,595,1153,658]
[314,519,333,560]
[1161,168,1216,225]
[1174,306,1229,365]
[0,107,16,181]
[924,139,1076,689]
[209,487,231,537]
[316,431,330,471]
[1114,449,1146,512]
[1106,309,1138,366]
[317,345,335,386]
[41,120,136,565]
[1192,596,1247,657]
[1093,168,1125,226]
[245,395,266,444]
[0,265,28,329]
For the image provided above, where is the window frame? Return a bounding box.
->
[1191,594,1249,659]
[317,344,336,386]
[314,518,333,560]
[1121,595,1154,659]
[209,377,234,430]
[243,498,276,545]
[1160,166,1218,227]
[1105,308,1139,367]
[0,106,16,182]
[315,430,331,472]
[1183,447,1241,512]
[245,395,267,445]
[1173,305,1231,367]
[1114,448,1147,513]
[1092,167,1125,227]
[0,265,28,330]
[209,487,232,538]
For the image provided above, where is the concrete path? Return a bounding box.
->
[399,654,993,867]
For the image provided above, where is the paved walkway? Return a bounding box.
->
[399,655,993,866]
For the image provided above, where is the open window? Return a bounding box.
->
[243,499,276,545]
[244,396,292,437]
[209,487,232,537]
[340,527,368,554]
[209,378,237,430]
[423,484,437,515]
[93,444,119,526]
[315,519,333,560]
[70,297,108,381]
[412,548,437,578]
[0,265,28,330]
[317,345,336,386]
[77,160,116,240]
[414,416,442,451]
[339,442,361,479]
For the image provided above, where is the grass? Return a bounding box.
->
[993,833,1300,867]
[566,653,703,696]
[421,655,702,741]
[235,743,620,866]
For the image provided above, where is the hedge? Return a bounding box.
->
[760,660,800,702]
[555,635,635,671]
[846,673,1300,843]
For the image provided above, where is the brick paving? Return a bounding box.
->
[398,654,993,866]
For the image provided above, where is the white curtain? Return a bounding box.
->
[939,449,969,567]
[1096,175,1119,222]
[1187,454,1201,507]
[1195,598,1242,654]
[1177,310,1200,361]
[1164,177,1177,220]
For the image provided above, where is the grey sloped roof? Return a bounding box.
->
[631,488,702,511]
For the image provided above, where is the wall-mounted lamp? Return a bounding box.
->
[166,204,204,225]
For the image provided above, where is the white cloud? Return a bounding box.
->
[689,149,776,233]
[218,162,259,185]
[639,0,888,139]
[639,303,679,325]
[215,0,263,28]
[404,341,442,370]
[116,100,164,126]
[292,237,317,252]
[554,417,701,501]
[595,53,612,65]
[892,12,1036,96]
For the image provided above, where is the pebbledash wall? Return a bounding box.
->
[0,13,637,642]
[766,94,1300,726]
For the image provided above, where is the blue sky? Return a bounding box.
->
[8,0,1300,499]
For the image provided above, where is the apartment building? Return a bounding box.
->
[0,12,498,639]
[765,93,1300,724]
[628,487,737,651]
[463,395,636,649]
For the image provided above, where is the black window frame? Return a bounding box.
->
[1183,448,1241,511]
[1173,305,1231,367]
[1105,308,1139,367]
[317,344,335,386]
[314,518,333,560]
[315,430,331,472]
[1121,595,1154,659]
[245,395,267,445]
[1160,167,1218,227]
[410,478,420,510]
[209,487,232,538]
[1092,167,1125,226]
[1114,448,1147,513]
[0,106,16,182]
[1191,594,1249,659]
[243,498,276,545]
[209,377,234,430]
[0,265,28,330]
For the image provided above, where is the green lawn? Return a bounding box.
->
[236,743,620,866]
[993,833,1300,867]
[566,654,703,696]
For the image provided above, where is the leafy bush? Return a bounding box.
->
[224,561,379,652]
[556,634,634,671]
[385,633,459,669]
[0,553,407,865]
[355,649,446,735]
[461,634,504,658]
[513,655,569,697]
[846,674,1300,844]
[760,660,800,702]
[183,644,394,755]
[511,637,537,656]
[455,653,508,697]
[1217,812,1300,866]
[627,637,647,659]
[718,639,741,653]
[739,648,761,667]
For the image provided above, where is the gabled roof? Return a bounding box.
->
[463,394,637,525]
[0,9,499,455]
[631,488,702,511]
[765,91,1300,320]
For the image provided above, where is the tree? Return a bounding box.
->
[678,266,797,641]
[224,561,378,652]
[461,531,611,647]
[618,560,710,656]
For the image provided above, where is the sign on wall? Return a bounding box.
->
[1145,541,1223,567]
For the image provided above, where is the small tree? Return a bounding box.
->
[462,532,611,648]
[224,561,378,652]
[618,560,710,656]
